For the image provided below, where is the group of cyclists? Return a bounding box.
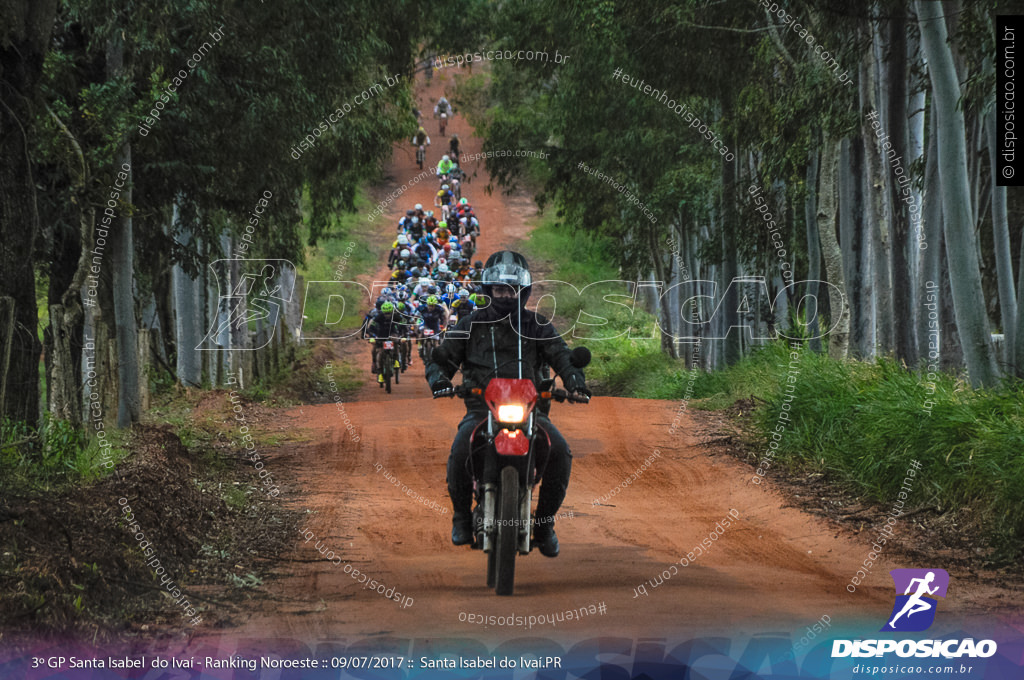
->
[363,114,485,390]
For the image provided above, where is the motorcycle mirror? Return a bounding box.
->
[570,347,591,369]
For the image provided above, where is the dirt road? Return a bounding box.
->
[184,67,1017,652]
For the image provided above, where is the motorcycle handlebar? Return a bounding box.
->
[432,384,590,404]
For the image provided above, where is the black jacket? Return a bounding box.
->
[425,304,584,411]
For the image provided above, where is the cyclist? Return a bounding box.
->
[407,216,424,242]
[423,210,438,234]
[435,221,452,247]
[367,301,399,385]
[435,184,454,219]
[414,236,437,264]
[450,288,476,323]
[437,154,455,177]
[435,96,452,118]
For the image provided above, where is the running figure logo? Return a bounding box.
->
[881,569,949,632]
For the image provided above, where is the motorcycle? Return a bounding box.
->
[436,347,591,596]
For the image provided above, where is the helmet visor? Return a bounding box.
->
[482,262,532,288]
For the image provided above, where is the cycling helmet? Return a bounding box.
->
[406,209,415,217]
[397,234,409,246]
[375,296,387,309]
[381,301,395,313]
[442,154,449,161]
[400,249,410,259]
[444,283,456,294]
[426,210,434,217]
[459,198,468,205]
[438,263,449,273]
[411,216,419,224]
[438,221,447,229]
[414,203,423,211]
[428,285,439,294]
[397,291,409,302]
[427,295,439,306]
[397,260,406,268]
[458,288,470,299]
[443,243,452,252]
[441,184,450,191]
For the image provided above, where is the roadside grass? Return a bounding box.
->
[296,187,382,338]
[746,343,1024,559]
[0,413,131,491]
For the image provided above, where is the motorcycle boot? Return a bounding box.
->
[449,489,474,546]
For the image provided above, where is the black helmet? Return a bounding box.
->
[481,250,532,307]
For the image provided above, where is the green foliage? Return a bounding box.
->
[0,413,128,487]
[297,188,382,335]
[752,349,1024,559]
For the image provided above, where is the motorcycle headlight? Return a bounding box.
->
[497,404,526,423]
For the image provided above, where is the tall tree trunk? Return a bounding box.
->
[863,41,894,356]
[917,0,999,386]
[839,137,869,357]
[985,108,1017,368]
[805,146,822,352]
[1016,236,1024,378]
[886,5,917,366]
[908,32,927,347]
[44,107,91,425]
[172,201,202,387]
[920,105,943,364]
[647,224,676,358]
[818,136,849,359]
[721,136,740,365]
[107,35,140,427]
[0,0,59,426]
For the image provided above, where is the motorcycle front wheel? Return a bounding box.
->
[495,465,519,596]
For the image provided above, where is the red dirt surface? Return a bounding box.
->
[178,66,1022,652]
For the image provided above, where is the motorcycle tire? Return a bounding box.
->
[495,466,519,596]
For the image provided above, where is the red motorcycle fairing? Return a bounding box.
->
[484,378,537,424]
[494,428,529,455]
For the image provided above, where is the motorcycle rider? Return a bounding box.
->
[425,250,590,557]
